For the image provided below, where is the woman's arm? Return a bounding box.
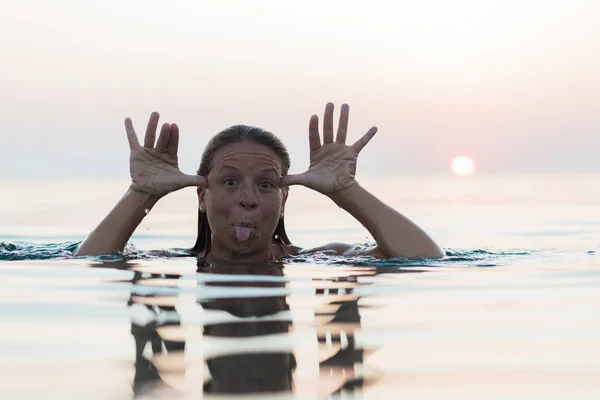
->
[282,103,443,259]
[329,183,443,258]
[76,112,205,256]
[76,189,160,256]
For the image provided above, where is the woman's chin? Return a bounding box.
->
[225,236,265,254]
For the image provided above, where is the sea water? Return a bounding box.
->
[1,174,600,399]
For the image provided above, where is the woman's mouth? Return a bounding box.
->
[232,223,256,241]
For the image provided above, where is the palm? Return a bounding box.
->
[283,103,377,197]
[125,112,205,198]
[303,143,358,194]
[130,147,185,196]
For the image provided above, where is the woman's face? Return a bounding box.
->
[198,141,287,258]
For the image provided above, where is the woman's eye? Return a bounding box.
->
[223,178,238,186]
[260,181,275,189]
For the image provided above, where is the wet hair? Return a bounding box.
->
[191,125,292,256]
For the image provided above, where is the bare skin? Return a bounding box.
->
[126,114,207,196]
[76,114,205,256]
[282,103,443,259]
[198,142,288,263]
[76,104,443,259]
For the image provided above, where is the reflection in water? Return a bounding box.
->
[126,259,421,397]
[129,270,185,396]
[315,275,366,395]
[312,267,427,395]
[128,261,296,396]
[198,262,296,394]
[3,255,598,398]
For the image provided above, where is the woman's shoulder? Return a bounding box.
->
[282,242,387,258]
[279,244,303,258]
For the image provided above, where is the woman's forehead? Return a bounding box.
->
[210,141,284,172]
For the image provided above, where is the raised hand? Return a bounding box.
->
[125,112,206,198]
[281,103,377,198]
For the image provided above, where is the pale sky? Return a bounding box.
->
[1,0,599,179]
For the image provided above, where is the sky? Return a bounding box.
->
[1,0,599,179]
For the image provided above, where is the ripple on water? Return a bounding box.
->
[0,245,600,398]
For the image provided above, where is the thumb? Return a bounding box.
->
[180,174,208,188]
[281,173,307,187]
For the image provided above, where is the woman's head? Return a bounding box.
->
[193,125,292,258]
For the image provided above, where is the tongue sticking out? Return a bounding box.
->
[234,226,253,241]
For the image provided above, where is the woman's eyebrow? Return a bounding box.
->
[259,167,282,176]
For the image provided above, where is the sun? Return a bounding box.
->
[450,156,476,176]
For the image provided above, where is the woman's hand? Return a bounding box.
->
[281,103,377,199]
[125,112,206,198]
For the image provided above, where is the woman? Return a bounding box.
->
[76,103,443,260]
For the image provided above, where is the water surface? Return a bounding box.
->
[2,174,600,398]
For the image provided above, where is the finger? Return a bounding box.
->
[167,123,180,156]
[180,174,208,188]
[155,123,171,153]
[336,103,350,143]
[144,111,160,148]
[352,126,378,153]
[308,115,321,151]
[124,118,140,149]
[280,173,307,187]
[323,102,334,144]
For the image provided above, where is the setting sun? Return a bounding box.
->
[450,156,476,176]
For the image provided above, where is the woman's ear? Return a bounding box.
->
[197,187,206,213]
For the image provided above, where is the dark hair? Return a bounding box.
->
[191,125,292,256]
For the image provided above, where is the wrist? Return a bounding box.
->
[126,186,161,210]
[330,181,361,206]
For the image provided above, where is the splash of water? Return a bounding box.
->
[0,240,534,268]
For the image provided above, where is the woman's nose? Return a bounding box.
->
[238,185,258,210]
